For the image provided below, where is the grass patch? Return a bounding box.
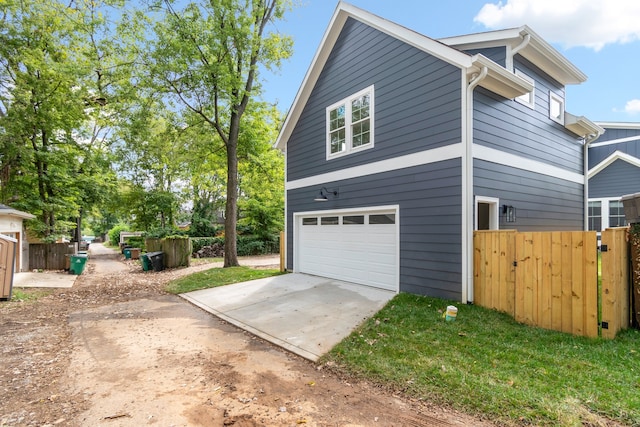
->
[9,288,53,302]
[325,293,640,426]
[165,266,283,294]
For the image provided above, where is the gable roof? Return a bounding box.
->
[588,150,640,179]
[274,2,532,150]
[0,204,35,220]
[438,26,587,85]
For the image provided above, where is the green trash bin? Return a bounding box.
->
[70,254,88,275]
[124,248,132,259]
[141,253,152,271]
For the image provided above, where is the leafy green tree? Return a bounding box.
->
[136,0,293,266]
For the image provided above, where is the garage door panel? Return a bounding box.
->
[297,208,398,291]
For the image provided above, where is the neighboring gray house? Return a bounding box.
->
[275,2,601,302]
[588,122,640,231]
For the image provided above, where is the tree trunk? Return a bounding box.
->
[223,137,239,267]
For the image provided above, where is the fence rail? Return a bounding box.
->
[474,228,630,339]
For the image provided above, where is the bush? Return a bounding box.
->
[190,234,279,257]
[108,224,129,246]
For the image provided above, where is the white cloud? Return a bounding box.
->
[624,99,640,114]
[474,0,640,51]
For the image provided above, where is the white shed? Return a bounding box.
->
[0,204,35,272]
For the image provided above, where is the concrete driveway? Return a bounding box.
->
[181,273,396,361]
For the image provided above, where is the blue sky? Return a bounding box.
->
[261,0,640,123]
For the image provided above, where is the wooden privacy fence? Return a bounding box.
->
[145,237,191,269]
[29,243,75,270]
[474,228,630,339]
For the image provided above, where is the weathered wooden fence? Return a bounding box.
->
[474,228,630,339]
[29,243,76,270]
[145,237,191,269]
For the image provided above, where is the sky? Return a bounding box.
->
[260,0,640,124]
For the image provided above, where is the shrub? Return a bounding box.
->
[108,224,129,246]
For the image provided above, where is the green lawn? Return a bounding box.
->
[324,293,640,427]
[165,266,283,294]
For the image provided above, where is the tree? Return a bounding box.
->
[0,0,125,240]
[137,0,292,266]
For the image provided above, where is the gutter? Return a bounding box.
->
[462,66,488,304]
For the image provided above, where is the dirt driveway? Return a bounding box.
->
[0,244,493,426]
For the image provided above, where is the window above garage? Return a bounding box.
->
[326,85,374,160]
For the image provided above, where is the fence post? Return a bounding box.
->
[279,231,285,273]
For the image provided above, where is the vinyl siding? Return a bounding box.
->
[589,131,640,168]
[286,17,463,182]
[474,56,583,174]
[589,159,640,198]
[287,159,463,300]
[475,160,584,230]
[464,47,507,67]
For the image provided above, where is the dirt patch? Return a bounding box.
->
[0,245,493,426]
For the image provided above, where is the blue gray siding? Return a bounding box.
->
[286,17,463,182]
[473,56,583,174]
[475,160,584,230]
[589,159,640,198]
[287,159,463,300]
[589,129,640,168]
[464,47,507,67]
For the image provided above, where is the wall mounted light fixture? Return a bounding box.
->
[502,204,516,223]
[314,187,339,202]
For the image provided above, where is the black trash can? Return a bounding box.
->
[148,251,164,272]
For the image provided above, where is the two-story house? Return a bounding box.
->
[275,2,602,303]
[588,122,640,231]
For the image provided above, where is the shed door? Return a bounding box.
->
[297,209,398,291]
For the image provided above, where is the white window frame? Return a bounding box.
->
[326,85,374,160]
[514,70,535,109]
[549,92,564,125]
[475,196,499,230]
[587,198,628,231]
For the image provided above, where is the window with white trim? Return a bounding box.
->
[609,200,627,227]
[549,92,564,124]
[588,198,628,231]
[326,86,374,159]
[588,201,601,231]
[515,70,535,109]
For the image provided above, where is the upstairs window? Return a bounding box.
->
[549,92,564,124]
[326,86,374,159]
[514,70,535,109]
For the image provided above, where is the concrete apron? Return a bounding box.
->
[181,273,395,362]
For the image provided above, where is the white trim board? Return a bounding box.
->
[286,143,463,190]
[286,143,585,190]
[588,150,640,178]
[473,145,584,184]
[589,135,640,148]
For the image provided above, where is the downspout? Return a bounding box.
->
[462,66,488,304]
[583,131,603,230]
[508,34,530,71]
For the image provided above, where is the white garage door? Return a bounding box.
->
[296,208,398,291]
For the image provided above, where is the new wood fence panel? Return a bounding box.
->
[475,230,603,339]
[473,230,516,315]
[601,228,631,339]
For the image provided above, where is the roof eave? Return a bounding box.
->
[564,112,604,138]
[470,55,534,99]
[275,1,473,150]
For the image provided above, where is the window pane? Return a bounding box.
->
[352,120,370,148]
[302,217,317,225]
[343,215,364,225]
[351,93,370,122]
[330,128,345,154]
[588,201,601,231]
[321,216,339,225]
[329,105,345,131]
[609,200,627,227]
[370,214,395,224]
